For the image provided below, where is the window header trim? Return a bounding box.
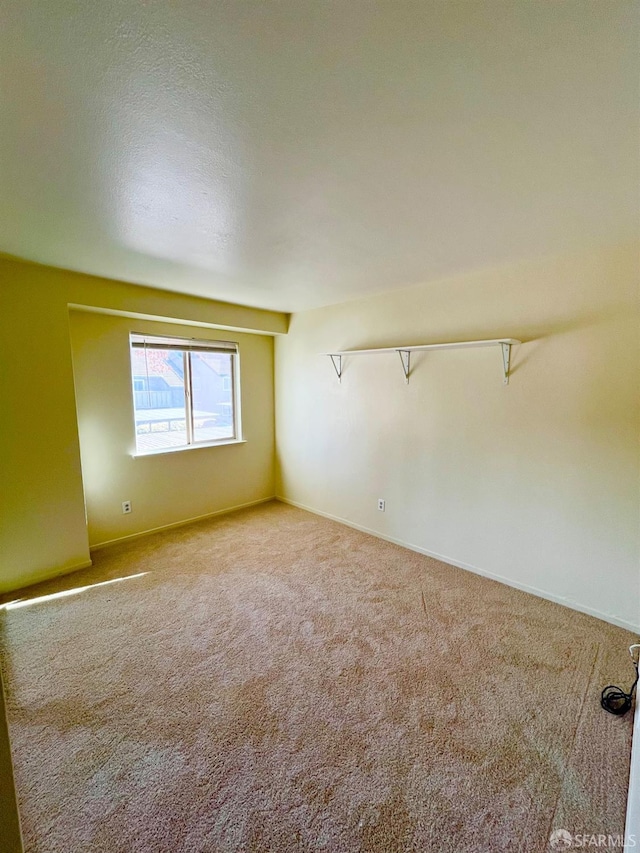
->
[130,333,238,354]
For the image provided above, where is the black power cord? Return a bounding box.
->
[601,644,640,716]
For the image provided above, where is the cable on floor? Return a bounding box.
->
[601,644,640,716]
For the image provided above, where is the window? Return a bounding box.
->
[130,333,240,454]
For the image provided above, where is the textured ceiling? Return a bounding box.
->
[1,1,637,312]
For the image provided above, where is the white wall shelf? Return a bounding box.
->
[322,338,521,385]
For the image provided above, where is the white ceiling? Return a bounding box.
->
[1,1,637,312]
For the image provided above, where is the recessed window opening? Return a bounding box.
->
[130,333,240,454]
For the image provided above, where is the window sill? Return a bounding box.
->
[132,438,246,458]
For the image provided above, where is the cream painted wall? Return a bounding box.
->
[275,243,640,631]
[0,257,286,593]
[69,311,275,546]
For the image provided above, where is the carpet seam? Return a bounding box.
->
[543,644,601,847]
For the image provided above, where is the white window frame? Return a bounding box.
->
[129,333,243,456]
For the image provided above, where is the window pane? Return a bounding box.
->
[190,351,235,443]
[131,347,188,452]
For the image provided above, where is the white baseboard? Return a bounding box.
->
[90,496,276,552]
[275,496,640,634]
[0,559,93,600]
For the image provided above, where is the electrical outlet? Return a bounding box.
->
[122,500,132,514]
[377,499,386,512]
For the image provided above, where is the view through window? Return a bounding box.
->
[130,334,239,454]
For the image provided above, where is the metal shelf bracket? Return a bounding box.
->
[329,354,342,382]
[501,342,512,385]
[398,349,411,384]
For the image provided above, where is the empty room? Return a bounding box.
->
[1,2,639,852]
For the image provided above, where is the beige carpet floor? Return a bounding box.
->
[0,501,635,852]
